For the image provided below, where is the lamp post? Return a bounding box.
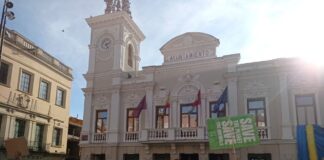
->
[0,0,14,69]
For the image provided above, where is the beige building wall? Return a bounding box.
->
[0,29,73,157]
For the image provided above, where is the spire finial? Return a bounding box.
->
[122,0,132,18]
[104,0,113,14]
[104,0,132,18]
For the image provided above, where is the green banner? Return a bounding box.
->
[207,115,260,150]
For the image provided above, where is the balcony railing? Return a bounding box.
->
[258,127,269,140]
[148,129,168,140]
[124,132,139,142]
[92,133,107,143]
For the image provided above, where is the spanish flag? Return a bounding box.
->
[297,124,324,160]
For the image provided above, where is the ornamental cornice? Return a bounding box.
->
[86,12,145,41]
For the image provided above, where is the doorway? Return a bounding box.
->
[209,154,229,160]
[153,154,170,160]
[180,153,199,160]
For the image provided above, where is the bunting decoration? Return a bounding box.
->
[132,95,147,118]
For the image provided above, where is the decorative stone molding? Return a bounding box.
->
[177,85,199,104]
[178,71,200,83]
[92,94,110,109]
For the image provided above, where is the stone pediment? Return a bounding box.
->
[160,32,220,65]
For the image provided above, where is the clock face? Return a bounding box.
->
[100,38,111,50]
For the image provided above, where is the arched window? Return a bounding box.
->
[127,45,133,67]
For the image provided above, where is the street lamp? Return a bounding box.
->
[0,0,15,69]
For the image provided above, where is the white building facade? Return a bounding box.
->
[80,1,324,160]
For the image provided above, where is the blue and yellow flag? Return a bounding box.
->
[297,124,324,160]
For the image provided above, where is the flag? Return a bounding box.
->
[192,89,201,107]
[132,95,147,118]
[213,87,228,113]
[164,92,171,109]
[297,124,324,160]
[188,90,201,113]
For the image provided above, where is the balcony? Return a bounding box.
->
[85,126,270,144]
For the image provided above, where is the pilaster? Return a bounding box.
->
[199,95,207,127]
[228,78,238,116]
[108,86,121,143]
[145,86,154,129]
[279,73,293,139]
[171,100,178,128]
[81,92,93,143]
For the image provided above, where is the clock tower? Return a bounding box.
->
[81,0,145,143]
[86,0,145,74]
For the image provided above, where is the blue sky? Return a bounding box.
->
[6,0,324,118]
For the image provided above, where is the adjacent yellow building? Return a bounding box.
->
[0,28,73,159]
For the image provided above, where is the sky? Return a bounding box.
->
[5,0,324,119]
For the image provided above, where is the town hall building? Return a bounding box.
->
[79,1,324,160]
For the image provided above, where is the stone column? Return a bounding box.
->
[0,115,12,139]
[145,86,154,128]
[25,120,36,143]
[81,92,93,143]
[228,78,238,116]
[279,74,293,139]
[108,86,121,143]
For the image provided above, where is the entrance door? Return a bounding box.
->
[180,154,199,160]
[248,154,271,160]
[209,154,229,160]
[153,154,170,160]
[124,154,139,160]
[34,124,44,151]
[91,154,105,160]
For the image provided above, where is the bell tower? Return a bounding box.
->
[86,0,145,74]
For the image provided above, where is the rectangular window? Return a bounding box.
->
[96,110,108,133]
[295,94,316,125]
[156,106,169,129]
[180,104,198,128]
[126,109,139,132]
[0,62,10,85]
[19,71,32,93]
[209,102,226,118]
[39,80,50,100]
[247,98,266,127]
[55,88,65,106]
[52,128,62,146]
[14,119,26,138]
